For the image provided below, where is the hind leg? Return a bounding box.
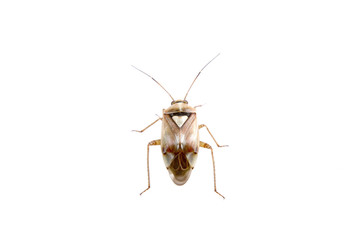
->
[200,141,225,199]
[140,139,161,195]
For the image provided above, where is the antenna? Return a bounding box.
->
[131,65,175,101]
[183,53,220,100]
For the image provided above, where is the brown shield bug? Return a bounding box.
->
[132,54,228,199]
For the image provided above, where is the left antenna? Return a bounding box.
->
[132,65,175,101]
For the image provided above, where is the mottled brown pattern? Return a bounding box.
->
[167,151,192,185]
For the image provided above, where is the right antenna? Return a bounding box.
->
[183,53,220,100]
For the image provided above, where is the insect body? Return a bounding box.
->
[132,54,227,198]
[161,100,198,186]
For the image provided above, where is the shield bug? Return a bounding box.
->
[132,54,228,199]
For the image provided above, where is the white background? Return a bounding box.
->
[1,0,359,239]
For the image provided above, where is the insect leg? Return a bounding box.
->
[132,118,162,133]
[140,139,161,196]
[199,124,228,147]
[200,141,225,199]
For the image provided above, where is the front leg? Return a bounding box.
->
[133,117,162,133]
[199,124,228,147]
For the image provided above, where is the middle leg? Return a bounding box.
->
[199,124,228,147]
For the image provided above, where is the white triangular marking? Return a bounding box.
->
[172,116,188,128]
